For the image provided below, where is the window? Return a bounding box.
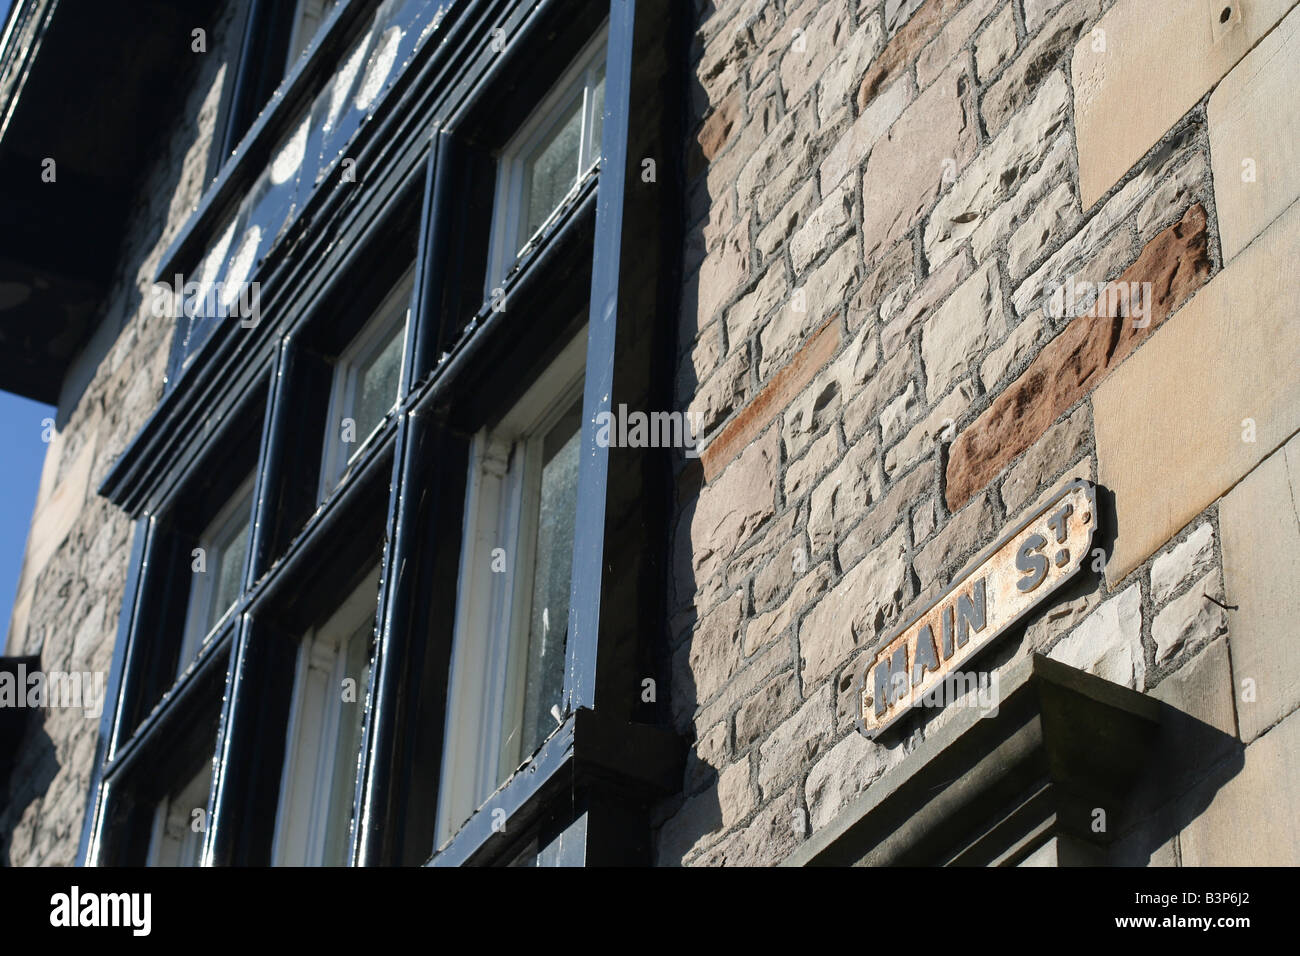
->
[436,327,587,846]
[272,566,380,867]
[319,269,413,499]
[486,29,607,292]
[286,0,341,72]
[146,761,212,867]
[178,475,255,675]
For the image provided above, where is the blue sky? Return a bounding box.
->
[1,0,55,651]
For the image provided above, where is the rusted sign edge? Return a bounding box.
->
[853,478,1098,740]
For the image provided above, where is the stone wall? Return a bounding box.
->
[659,0,1300,865]
[0,3,242,866]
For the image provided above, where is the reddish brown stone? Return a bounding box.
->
[697,88,742,165]
[857,0,964,111]
[701,317,841,482]
[945,203,1212,511]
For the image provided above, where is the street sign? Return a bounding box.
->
[855,479,1098,738]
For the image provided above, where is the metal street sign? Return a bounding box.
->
[855,479,1098,739]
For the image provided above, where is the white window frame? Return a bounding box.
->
[146,761,212,867]
[435,326,587,848]
[178,475,256,676]
[271,565,380,867]
[318,267,414,500]
[484,26,608,296]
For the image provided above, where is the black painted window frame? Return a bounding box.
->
[82,0,684,869]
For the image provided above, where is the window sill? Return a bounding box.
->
[427,707,682,866]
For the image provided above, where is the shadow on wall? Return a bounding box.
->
[0,716,61,866]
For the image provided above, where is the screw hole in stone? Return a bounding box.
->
[1220,7,1231,23]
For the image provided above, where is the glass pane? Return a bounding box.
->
[522,96,583,244]
[519,398,582,758]
[208,520,249,634]
[151,762,211,867]
[321,622,371,866]
[587,66,605,167]
[350,318,405,451]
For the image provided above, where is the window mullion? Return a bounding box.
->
[564,0,633,715]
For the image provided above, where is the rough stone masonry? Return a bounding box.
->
[657,0,1300,866]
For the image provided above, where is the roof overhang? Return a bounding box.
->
[0,0,221,403]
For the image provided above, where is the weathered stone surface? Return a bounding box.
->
[1180,708,1300,865]
[879,381,920,447]
[659,755,754,863]
[981,0,1102,135]
[756,179,816,263]
[757,683,832,798]
[948,203,1211,511]
[921,261,1006,402]
[842,347,915,441]
[780,0,850,107]
[1094,199,1300,583]
[979,314,1045,391]
[1007,180,1079,281]
[817,14,885,126]
[689,219,750,331]
[726,261,789,346]
[1220,431,1300,744]
[691,639,793,738]
[702,319,840,482]
[694,786,799,866]
[847,241,914,330]
[782,325,876,458]
[1012,126,1195,317]
[912,495,939,545]
[799,523,910,688]
[760,240,856,378]
[735,671,800,750]
[916,0,998,89]
[861,59,976,262]
[676,427,779,611]
[914,493,996,587]
[1150,638,1237,740]
[1022,0,1066,31]
[1071,0,1293,208]
[858,0,965,109]
[727,507,800,597]
[999,403,1090,514]
[974,3,1017,81]
[673,591,747,721]
[808,433,882,554]
[745,562,834,655]
[1151,522,1216,606]
[1152,570,1228,664]
[1208,4,1300,263]
[836,460,933,571]
[688,343,751,439]
[1136,153,1207,240]
[784,429,839,503]
[697,87,742,165]
[805,731,906,830]
[819,74,914,193]
[1024,581,1101,652]
[924,72,1070,268]
[684,720,728,793]
[790,181,854,274]
[881,249,971,356]
[1047,584,1145,690]
[886,378,975,479]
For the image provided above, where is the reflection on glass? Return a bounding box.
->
[522,97,584,246]
[209,521,250,635]
[519,398,582,758]
[321,621,372,867]
[352,322,404,450]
